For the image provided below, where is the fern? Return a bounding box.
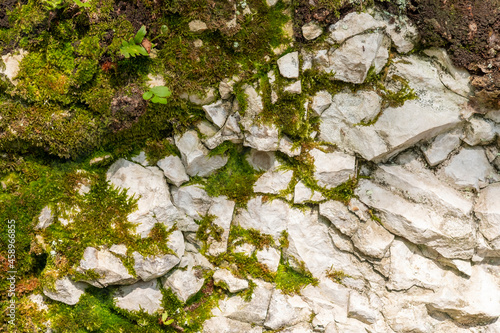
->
[120,25,149,59]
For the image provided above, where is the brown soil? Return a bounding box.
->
[0,0,23,29]
[109,85,147,132]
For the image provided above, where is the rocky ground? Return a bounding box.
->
[1,1,500,333]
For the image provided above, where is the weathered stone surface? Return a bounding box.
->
[351,219,394,259]
[189,20,208,33]
[302,21,323,40]
[311,90,332,116]
[277,52,299,79]
[421,129,462,166]
[326,32,386,84]
[133,229,185,281]
[213,269,249,293]
[347,291,378,324]
[131,151,150,166]
[188,87,217,105]
[382,296,434,333]
[203,317,262,333]
[234,197,288,239]
[324,90,381,127]
[157,155,189,187]
[327,13,384,44]
[310,149,356,189]
[171,184,212,221]
[278,136,301,157]
[264,289,312,330]
[163,268,204,303]
[175,130,228,177]
[256,247,280,272]
[356,179,475,259]
[36,206,54,230]
[441,147,499,190]
[114,280,163,314]
[380,14,418,53]
[109,244,127,257]
[206,196,235,256]
[319,200,360,237]
[463,117,497,146]
[243,123,280,151]
[283,80,302,94]
[281,323,314,333]
[246,150,275,171]
[475,183,500,247]
[78,247,138,287]
[0,49,27,84]
[253,163,293,194]
[294,181,325,204]
[43,277,86,305]
[203,100,231,128]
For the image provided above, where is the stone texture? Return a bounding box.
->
[302,21,323,40]
[347,291,378,324]
[294,181,325,204]
[278,136,301,157]
[277,52,299,79]
[256,247,281,272]
[202,100,231,128]
[463,117,497,146]
[351,219,394,259]
[474,183,500,248]
[253,163,293,194]
[327,13,385,44]
[171,184,212,221]
[163,268,205,303]
[206,196,235,256]
[320,200,360,237]
[213,269,249,293]
[157,155,189,187]
[131,151,150,166]
[422,129,462,166]
[188,87,217,105]
[0,49,27,84]
[36,206,54,230]
[243,123,280,151]
[43,277,86,305]
[189,20,208,33]
[246,150,276,171]
[114,280,163,314]
[203,317,262,333]
[310,148,356,189]
[264,289,312,330]
[311,90,332,116]
[283,80,301,94]
[234,197,288,239]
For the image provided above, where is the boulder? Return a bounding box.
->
[188,87,217,105]
[213,269,249,293]
[310,148,356,189]
[302,21,323,40]
[163,268,205,303]
[114,280,163,314]
[279,136,301,157]
[43,276,87,305]
[157,155,189,187]
[234,197,288,239]
[277,52,299,79]
[246,150,276,171]
[283,80,302,94]
[319,200,360,237]
[202,100,231,128]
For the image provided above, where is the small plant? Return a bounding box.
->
[120,26,150,59]
[42,0,66,10]
[142,86,171,104]
[74,0,91,7]
[160,312,174,326]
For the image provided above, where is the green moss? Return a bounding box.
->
[144,138,181,165]
[326,267,349,285]
[275,262,318,295]
[228,225,275,251]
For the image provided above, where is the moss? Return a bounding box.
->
[229,225,275,251]
[275,262,318,295]
[195,214,223,252]
[143,138,181,165]
[326,267,350,285]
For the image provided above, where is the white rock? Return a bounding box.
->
[294,181,325,204]
[0,49,27,84]
[171,184,212,220]
[319,200,360,237]
[203,100,231,128]
[36,206,54,230]
[463,117,497,146]
[133,229,185,281]
[382,295,434,333]
[43,277,86,305]
[283,80,302,94]
[256,247,281,272]
[301,49,314,71]
[242,84,264,118]
[246,150,276,171]
[109,244,127,256]
[203,317,262,333]
[441,147,499,190]
[197,120,218,138]
[348,291,378,324]
[77,247,137,287]
[114,280,163,314]
[264,289,312,330]
[383,15,418,53]
[189,87,217,105]
[279,136,301,157]
[157,155,189,187]
[189,20,208,33]
[234,243,255,256]
[146,74,165,88]
[323,90,382,126]
[281,323,314,333]
[313,49,330,71]
[475,183,500,247]
[193,39,203,48]
[422,129,462,166]
[327,13,385,44]
[219,80,233,100]
[266,0,279,5]
[311,90,332,116]
[326,32,386,84]
[29,294,49,311]
[253,163,293,194]
[243,123,279,151]
[234,197,288,239]
[310,148,356,189]
[277,52,299,79]
[175,130,228,177]
[164,268,204,303]
[373,35,391,73]
[351,219,394,259]
[206,196,235,256]
[302,21,323,40]
[131,151,150,166]
[213,269,249,293]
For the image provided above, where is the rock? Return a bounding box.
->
[131,151,150,166]
[29,294,49,312]
[279,136,301,157]
[219,77,238,100]
[0,49,27,84]
[89,155,112,165]
[234,243,255,256]
[107,159,194,235]
[243,123,279,151]
[281,323,314,333]
[382,14,418,54]
[463,117,497,146]
[441,147,499,190]
[77,247,138,287]
[241,84,264,118]
[325,32,386,84]
[157,155,189,187]
[114,280,163,314]
[294,181,325,204]
[256,247,281,272]
[266,0,278,5]
[321,90,381,127]
[36,206,54,230]
[189,87,217,105]
[319,200,360,237]
[246,150,276,171]
[327,13,385,44]
[206,196,235,256]
[356,179,475,260]
[313,49,330,71]
[277,52,299,79]
[213,269,249,293]
[347,291,378,324]
[311,90,332,116]
[264,289,312,330]
[203,100,231,128]
[146,74,165,88]
[234,197,288,239]
[382,296,434,333]
[302,21,323,40]
[197,120,218,138]
[253,163,293,194]
[109,244,127,257]
[175,130,229,177]
[474,183,500,248]
[171,184,212,220]
[189,20,208,33]
[310,148,356,189]
[43,277,86,305]
[193,39,203,48]
[421,129,462,166]
[351,219,394,259]
[203,317,262,333]
[283,80,302,94]
[163,268,205,303]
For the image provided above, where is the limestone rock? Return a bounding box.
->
[310,148,356,189]
[77,247,137,287]
[203,317,262,333]
[256,247,280,272]
[311,90,332,116]
[281,323,314,333]
[421,129,462,166]
[243,123,279,151]
[202,100,231,128]
[294,181,325,204]
[351,219,394,259]
[43,277,86,305]
[319,200,360,237]
[475,183,500,247]
[302,21,323,40]
[163,268,205,303]
[109,244,127,257]
[213,269,249,293]
[382,14,418,53]
[114,280,163,314]
[157,155,189,187]
[36,206,54,230]
[0,49,27,84]
[327,13,384,44]
[463,117,497,146]
[241,84,264,118]
[206,196,235,256]
[283,80,302,94]
[278,136,301,157]
[131,151,150,166]
[189,20,208,33]
[171,184,212,220]
[347,291,378,324]
[246,150,276,171]
[253,163,293,194]
[277,52,299,79]
[175,130,228,177]
[188,87,217,105]
[264,289,312,330]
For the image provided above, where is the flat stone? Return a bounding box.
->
[202,100,231,128]
[264,289,312,330]
[241,84,264,118]
[206,196,235,256]
[189,20,208,33]
[189,87,217,105]
[463,117,497,146]
[474,183,500,247]
[43,276,86,305]
[256,247,281,272]
[311,90,332,116]
[246,150,276,171]
[131,151,150,166]
[213,269,249,293]
[302,21,323,40]
[351,219,394,259]
[203,317,262,333]
[171,184,212,220]
[277,52,299,79]
[310,148,356,189]
[322,90,381,126]
[0,49,27,84]
[283,80,302,94]
[281,323,314,333]
[243,123,279,151]
[294,181,325,204]
[163,268,205,303]
[381,14,418,53]
[327,12,385,44]
[347,291,378,324]
[319,200,360,237]
[114,280,163,314]
[36,206,54,230]
[421,129,462,166]
[157,155,189,187]
[109,244,127,257]
[253,163,293,194]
